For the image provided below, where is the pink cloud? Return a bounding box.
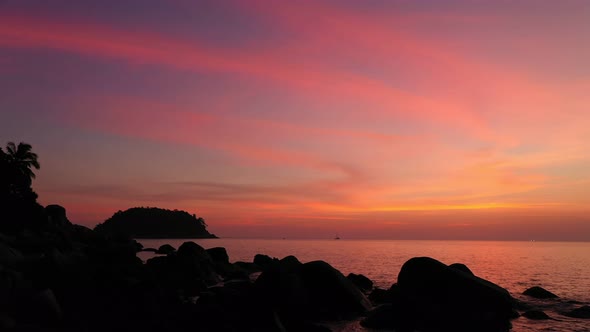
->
[0,13,501,141]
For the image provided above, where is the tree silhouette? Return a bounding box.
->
[0,141,44,232]
[2,141,40,184]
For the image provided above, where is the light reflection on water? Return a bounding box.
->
[138,239,590,332]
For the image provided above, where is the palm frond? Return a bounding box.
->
[6,142,17,155]
[30,159,40,169]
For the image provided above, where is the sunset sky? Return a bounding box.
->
[1,1,590,240]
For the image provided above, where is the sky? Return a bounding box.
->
[1,1,590,240]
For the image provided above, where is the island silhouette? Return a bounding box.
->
[94,207,217,239]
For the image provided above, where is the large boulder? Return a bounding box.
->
[523,286,558,299]
[45,205,72,228]
[255,257,371,325]
[254,255,306,321]
[156,244,175,255]
[449,263,474,275]
[300,261,372,318]
[148,241,219,292]
[253,254,275,270]
[66,224,102,246]
[146,255,208,296]
[207,247,229,264]
[234,261,261,274]
[177,241,207,259]
[278,255,302,272]
[203,247,250,280]
[368,286,394,304]
[397,257,516,332]
[363,284,414,331]
[346,273,373,293]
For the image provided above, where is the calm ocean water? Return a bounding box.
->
[138,239,590,332]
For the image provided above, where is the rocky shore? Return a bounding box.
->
[1,205,589,332]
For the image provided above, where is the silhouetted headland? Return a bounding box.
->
[94,207,218,239]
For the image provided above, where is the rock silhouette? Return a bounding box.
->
[254,256,371,328]
[563,305,590,319]
[393,257,516,332]
[523,286,559,299]
[346,273,373,293]
[523,310,551,320]
[156,243,176,254]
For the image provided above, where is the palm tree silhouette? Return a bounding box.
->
[2,142,40,182]
[0,142,43,232]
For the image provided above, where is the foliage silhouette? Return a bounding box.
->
[3,141,40,179]
[0,141,44,232]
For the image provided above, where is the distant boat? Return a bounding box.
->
[334,235,340,240]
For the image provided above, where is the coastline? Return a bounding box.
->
[2,221,590,331]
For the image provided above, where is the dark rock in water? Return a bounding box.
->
[207,247,229,264]
[523,310,550,320]
[203,247,249,280]
[255,258,371,324]
[363,284,414,331]
[234,261,261,274]
[369,287,393,304]
[361,304,396,329]
[397,257,516,332]
[279,255,302,272]
[254,254,274,270]
[347,273,373,293]
[563,305,590,319]
[177,241,207,259]
[512,299,533,311]
[156,244,175,255]
[449,263,474,275]
[146,241,219,294]
[523,286,559,299]
[176,241,218,285]
[300,260,372,318]
[256,261,309,323]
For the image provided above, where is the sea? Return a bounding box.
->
[137,239,590,332]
